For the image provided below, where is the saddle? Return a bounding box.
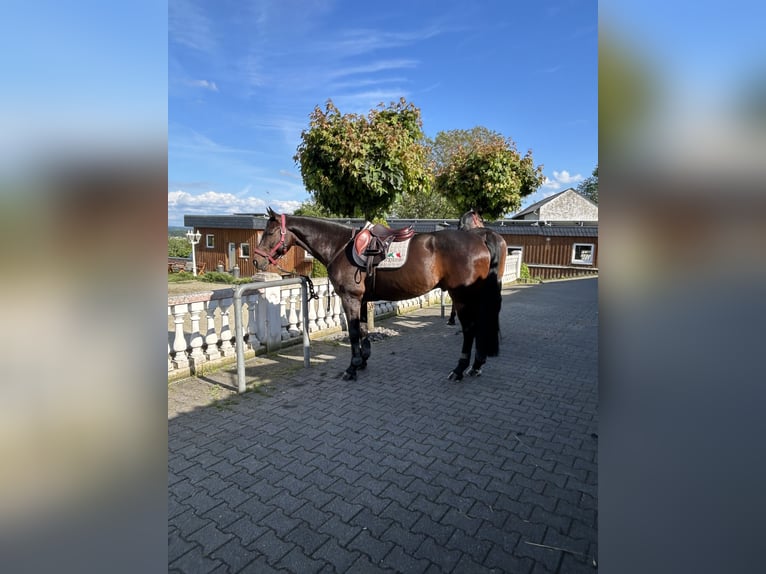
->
[351,222,415,273]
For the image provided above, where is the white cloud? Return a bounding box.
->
[542,169,584,190]
[187,79,218,91]
[168,189,303,225]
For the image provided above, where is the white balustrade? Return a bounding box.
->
[169,262,518,377]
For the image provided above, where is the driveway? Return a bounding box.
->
[169,278,598,573]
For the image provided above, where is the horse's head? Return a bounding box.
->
[253,208,291,270]
[458,209,484,230]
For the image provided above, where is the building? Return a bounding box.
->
[183,199,598,281]
[511,187,598,222]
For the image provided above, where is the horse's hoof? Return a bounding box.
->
[358,361,367,371]
[468,368,482,377]
[447,319,455,326]
[342,371,357,381]
[447,370,463,381]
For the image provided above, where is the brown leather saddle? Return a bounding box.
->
[351,222,415,272]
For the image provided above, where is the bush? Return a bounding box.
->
[520,262,531,280]
[311,260,328,278]
[199,272,236,284]
[168,271,195,282]
[168,237,191,257]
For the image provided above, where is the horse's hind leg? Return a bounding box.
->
[468,352,486,377]
[448,303,475,381]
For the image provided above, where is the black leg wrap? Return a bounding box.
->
[468,356,486,377]
[448,358,470,381]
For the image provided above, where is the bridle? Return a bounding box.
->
[253,213,288,266]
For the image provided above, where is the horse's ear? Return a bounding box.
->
[267,207,277,219]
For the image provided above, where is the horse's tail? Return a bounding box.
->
[475,273,501,357]
[475,231,505,357]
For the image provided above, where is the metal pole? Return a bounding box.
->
[301,278,310,368]
[234,287,246,393]
[191,241,197,277]
[232,277,312,393]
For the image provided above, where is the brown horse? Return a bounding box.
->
[253,208,505,381]
[449,211,508,359]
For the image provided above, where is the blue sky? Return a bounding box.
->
[169,0,597,226]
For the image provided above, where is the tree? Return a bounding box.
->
[293,198,338,218]
[294,98,431,221]
[389,187,460,219]
[577,165,598,203]
[433,128,545,220]
[168,236,191,257]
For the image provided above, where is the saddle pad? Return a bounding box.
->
[377,238,412,269]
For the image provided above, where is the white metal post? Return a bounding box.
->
[186,229,202,276]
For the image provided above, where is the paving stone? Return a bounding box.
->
[223,515,270,547]
[251,529,295,566]
[187,521,235,556]
[169,279,598,574]
[381,545,430,574]
[169,543,224,574]
[347,529,395,564]
[413,536,462,572]
[209,538,258,573]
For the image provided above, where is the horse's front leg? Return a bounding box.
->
[341,296,364,381]
[358,301,371,369]
[448,302,474,381]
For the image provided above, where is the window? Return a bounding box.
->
[240,243,250,258]
[205,234,214,248]
[572,243,594,265]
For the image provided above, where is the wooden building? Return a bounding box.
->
[182,212,597,281]
[183,214,314,277]
[486,222,599,280]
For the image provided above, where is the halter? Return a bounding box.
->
[253,213,288,265]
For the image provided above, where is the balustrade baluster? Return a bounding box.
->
[204,299,221,361]
[324,283,337,328]
[333,289,344,330]
[287,288,300,337]
[218,296,235,357]
[171,303,189,369]
[315,283,327,331]
[246,292,261,350]
[279,288,290,340]
[307,293,318,332]
[188,301,206,370]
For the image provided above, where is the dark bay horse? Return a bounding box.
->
[449,211,508,371]
[253,208,504,381]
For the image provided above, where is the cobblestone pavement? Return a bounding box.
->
[168,278,598,573]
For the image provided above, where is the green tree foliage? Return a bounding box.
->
[389,187,460,219]
[293,198,338,218]
[577,165,598,203]
[433,128,545,220]
[294,98,431,221]
[168,236,191,257]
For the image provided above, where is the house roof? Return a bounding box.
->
[183,213,597,237]
[485,224,598,237]
[510,187,597,219]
